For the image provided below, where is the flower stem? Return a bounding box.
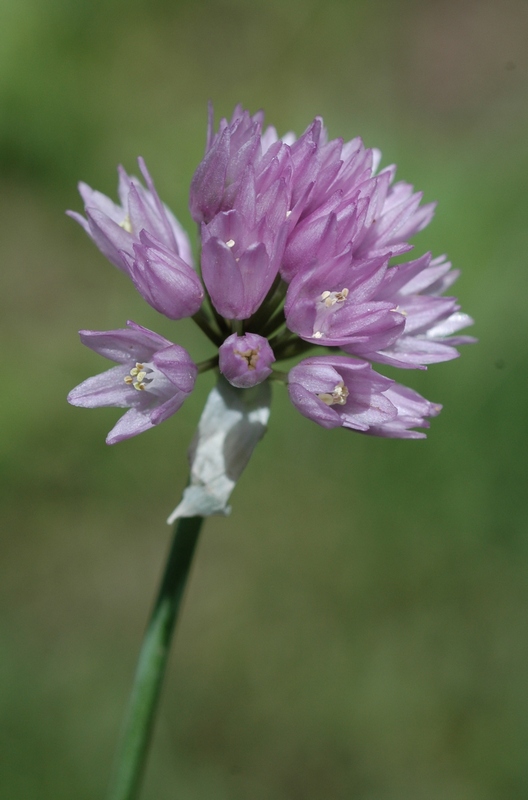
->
[106,515,204,800]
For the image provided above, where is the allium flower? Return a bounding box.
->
[68,321,197,444]
[288,356,441,439]
[68,158,203,320]
[67,107,477,800]
[348,253,476,368]
[68,103,475,468]
[219,332,275,388]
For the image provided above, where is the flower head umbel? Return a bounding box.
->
[68,104,475,459]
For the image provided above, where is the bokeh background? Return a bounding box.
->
[1,0,527,797]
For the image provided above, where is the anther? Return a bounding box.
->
[317,382,349,406]
[119,215,133,233]
[234,348,259,370]
[320,288,349,308]
[226,239,235,248]
[392,306,408,317]
[124,362,151,391]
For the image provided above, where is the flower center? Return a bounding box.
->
[320,288,349,307]
[234,348,259,370]
[312,288,350,338]
[317,381,349,406]
[124,362,153,391]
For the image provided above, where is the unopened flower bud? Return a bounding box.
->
[218,332,275,388]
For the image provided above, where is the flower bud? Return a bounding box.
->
[218,332,275,388]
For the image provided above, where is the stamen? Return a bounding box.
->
[317,382,349,406]
[234,348,259,370]
[226,239,235,248]
[313,331,323,339]
[119,215,133,233]
[124,362,152,391]
[320,288,349,308]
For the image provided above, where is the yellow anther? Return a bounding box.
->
[321,288,349,308]
[317,382,349,406]
[124,362,150,391]
[234,348,259,370]
[119,215,133,233]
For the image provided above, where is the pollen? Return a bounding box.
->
[124,362,150,391]
[234,348,259,370]
[317,381,349,406]
[119,215,133,233]
[320,288,349,308]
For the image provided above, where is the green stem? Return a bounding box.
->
[192,309,223,345]
[106,515,204,800]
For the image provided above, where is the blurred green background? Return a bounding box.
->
[1,0,527,797]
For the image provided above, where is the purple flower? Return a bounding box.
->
[68,158,203,320]
[190,104,296,225]
[288,356,441,438]
[69,104,475,448]
[275,117,436,282]
[120,231,204,321]
[343,253,476,368]
[219,332,275,388]
[200,165,290,319]
[284,250,405,350]
[68,321,197,444]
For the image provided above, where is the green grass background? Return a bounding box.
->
[1,0,527,797]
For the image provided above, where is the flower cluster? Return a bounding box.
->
[68,104,474,443]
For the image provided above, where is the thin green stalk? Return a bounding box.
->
[106,515,204,800]
[192,309,223,345]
